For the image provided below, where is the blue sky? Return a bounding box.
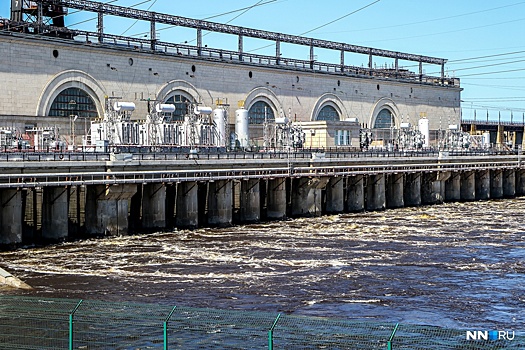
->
[2,0,525,121]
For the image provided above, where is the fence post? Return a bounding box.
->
[163,306,177,350]
[387,323,399,350]
[268,313,281,350]
[69,299,83,350]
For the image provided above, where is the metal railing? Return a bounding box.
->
[0,147,518,162]
[0,296,522,349]
[0,158,521,188]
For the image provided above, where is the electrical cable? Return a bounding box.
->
[300,0,381,36]
[120,0,157,36]
[128,0,278,38]
[68,0,153,28]
[315,1,525,35]
[178,0,270,45]
[247,0,381,53]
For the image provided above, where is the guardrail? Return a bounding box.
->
[0,159,521,188]
[0,296,521,349]
[0,148,518,162]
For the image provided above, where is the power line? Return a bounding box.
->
[128,0,278,38]
[179,0,272,45]
[300,0,381,36]
[120,0,157,36]
[247,0,381,53]
[448,50,525,64]
[427,57,525,75]
[458,67,525,77]
[314,1,525,35]
[360,17,525,46]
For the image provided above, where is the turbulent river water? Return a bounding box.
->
[0,199,524,330]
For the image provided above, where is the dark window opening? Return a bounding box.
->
[49,87,97,118]
[317,105,340,122]
[248,101,274,124]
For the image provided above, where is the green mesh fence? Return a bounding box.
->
[0,296,523,349]
[0,297,78,349]
[272,314,394,349]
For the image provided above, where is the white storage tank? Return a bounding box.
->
[418,118,429,148]
[213,108,227,147]
[235,108,249,148]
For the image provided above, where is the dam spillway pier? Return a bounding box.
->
[1,150,524,248]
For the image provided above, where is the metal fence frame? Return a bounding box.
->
[0,296,522,349]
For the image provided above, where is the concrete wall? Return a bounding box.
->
[0,34,461,134]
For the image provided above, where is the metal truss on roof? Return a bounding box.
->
[37,0,447,68]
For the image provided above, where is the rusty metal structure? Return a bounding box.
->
[3,0,457,87]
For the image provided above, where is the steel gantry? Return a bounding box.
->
[33,0,448,79]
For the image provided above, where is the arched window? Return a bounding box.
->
[248,101,275,124]
[48,88,98,118]
[248,101,274,124]
[166,94,191,122]
[374,108,394,128]
[317,105,339,121]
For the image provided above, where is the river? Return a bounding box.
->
[0,199,524,330]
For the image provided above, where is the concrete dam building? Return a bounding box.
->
[0,0,461,148]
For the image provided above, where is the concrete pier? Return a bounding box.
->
[475,170,491,200]
[176,181,199,229]
[41,186,69,241]
[347,175,365,212]
[460,171,476,201]
[490,170,503,199]
[404,173,421,207]
[207,180,233,226]
[516,170,525,196]
[325,177,344,213]
[366,174,385,211]
[266,178,287,219]
[142,183,166,230]
[291,177,327,217]
[386,173,404,209]
[240,179,260,223]
[0,189,23,245]
[503,170,516,197]
[445,172,461,202]
[422,172,446,205]
[85,184,137,236]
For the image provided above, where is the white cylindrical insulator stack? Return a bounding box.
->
[235,108,249,148]
[213,108,227,147]
[418,118,429,148]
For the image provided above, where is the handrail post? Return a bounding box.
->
[69,299,83,350]
[268,313,281,350]
[164,306,177,350]
[387,323,399,350]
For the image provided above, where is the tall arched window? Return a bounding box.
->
[49,88,98,118]
[166,94,191,122]
[317,105,340,121]
[374,108,394,128]
[248,101,274,124]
